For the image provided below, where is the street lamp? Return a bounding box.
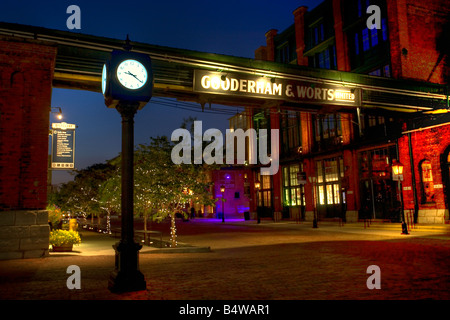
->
[51,107,63,120]
[392,160,408,235]
[254,180,260,224]
[220,185,225,223]
[392,161,404,179]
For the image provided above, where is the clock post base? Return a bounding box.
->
[108,241,146,293]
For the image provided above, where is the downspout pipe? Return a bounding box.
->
[407,132,419,224]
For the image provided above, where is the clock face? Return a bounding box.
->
[116,59,148,90]
[102,64,107,94]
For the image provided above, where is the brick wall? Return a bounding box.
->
[399,125,450,223]
[293,6,309,66]
[0,36,57,210]
[0,37,56,259]
[387,0,450,83]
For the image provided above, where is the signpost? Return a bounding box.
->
[50,122,76,170]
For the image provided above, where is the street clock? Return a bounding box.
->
[102,49,153,109]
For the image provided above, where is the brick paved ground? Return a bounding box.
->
[0,219,449,302]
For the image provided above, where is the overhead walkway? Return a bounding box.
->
[1,21,448,115]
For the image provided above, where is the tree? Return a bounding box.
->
[50,163,116,226]
[135,136,215,247]
[97,165,121,234]
[99,135,216,247]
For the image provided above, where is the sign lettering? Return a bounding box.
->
[193,70,361,107]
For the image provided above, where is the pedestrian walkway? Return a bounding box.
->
[198,217,450,237]
[0,218,449,301]
[45,218,450,258]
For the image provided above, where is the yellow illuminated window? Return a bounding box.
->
[318,185,325,205]
[282,164,305,207]
[316,157,344,206]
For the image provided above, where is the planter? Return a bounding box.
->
[52,244,73,252]
[49,230,81,251]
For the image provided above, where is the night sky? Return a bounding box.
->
[0,0,319,184]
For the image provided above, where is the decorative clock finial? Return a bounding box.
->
[123,34,133,52]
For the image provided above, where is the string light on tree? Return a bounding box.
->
[170,214,177,248]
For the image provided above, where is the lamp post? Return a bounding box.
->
[220,185,225,223]
[254,180,261,224]
[392,160,408,235]
[308,176,318,228]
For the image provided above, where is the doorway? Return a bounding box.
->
[358,146,400,221]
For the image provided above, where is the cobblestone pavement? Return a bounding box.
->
[0,219,449,301]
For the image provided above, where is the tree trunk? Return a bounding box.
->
[170,214,177,247]
[106,210,111,234]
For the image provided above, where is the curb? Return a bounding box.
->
[141,245,211,254]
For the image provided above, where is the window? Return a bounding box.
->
[281,111,301,154]
[362,28,370,51]
[320,24,324,42]
[420,160,435,203]
[368,64,391,78]
[314,114,342,142]
[370,27,378,47]
[383,64,391,77]
[255,172,272,207]
[229,113,248,131]
[282,164,305,207]
[357,112,389,138]
[316,158,344,206]
[254,111,271,152]
[359,148,393,179]
[333,46,337,68]
[353,17,388,57]
[381,18,388,41]
[312,46,337,70]
[311,22,325,47]
[277,43,292,64]
[357,0,362,17]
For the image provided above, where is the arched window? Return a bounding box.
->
[420,160,435,204]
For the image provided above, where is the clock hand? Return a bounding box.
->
[125,71,143,83]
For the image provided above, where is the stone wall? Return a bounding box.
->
[0,210,49,260]
[417,209,448,224]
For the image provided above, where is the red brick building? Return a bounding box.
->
[240,0,450,224]
[0,36,57,259]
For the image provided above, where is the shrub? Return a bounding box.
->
[49,229,81,246]
[47,204,63,229]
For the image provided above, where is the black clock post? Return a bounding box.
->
[102,39,153,293]
[108,102,146,293]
